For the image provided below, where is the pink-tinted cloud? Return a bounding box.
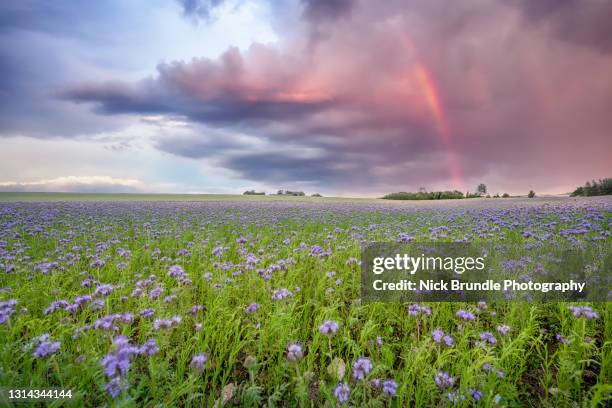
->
[58,0,612,193]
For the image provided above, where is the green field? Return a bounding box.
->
[0,196,610,407]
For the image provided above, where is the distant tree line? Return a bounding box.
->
[570,178,612,197]
[383,190,465,200]
[277,190,305,196]
[243,190,265,195]
[383,184,516,200]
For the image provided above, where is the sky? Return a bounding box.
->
[0,0,611,196]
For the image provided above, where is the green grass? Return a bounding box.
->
[0,199,610,407]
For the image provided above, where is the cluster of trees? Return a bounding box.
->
[570,178,612,197]
[243,189,322,197]
[383,184,516,200]
[383,190,465,200]
[277,190,305,196]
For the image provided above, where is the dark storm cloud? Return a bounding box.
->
[301,0,355,22]
[56,0,612,192]
[176,0,226,21]
[3,0,611,193]
[59,46,336,124]
[512,0,612,53]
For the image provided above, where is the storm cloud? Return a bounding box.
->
[2,0,612,194]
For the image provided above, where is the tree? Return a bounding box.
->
[502,193,510,198]
[528,190,536,198]
[476,183,487,195]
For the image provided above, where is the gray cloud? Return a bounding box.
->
[3,0,612,193]
[512,0,612,53]
[175,0,227,21]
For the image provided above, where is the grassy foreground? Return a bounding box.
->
[0,197,610,407]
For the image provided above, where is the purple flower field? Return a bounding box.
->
[0,196,610,406]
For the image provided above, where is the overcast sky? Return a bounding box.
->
[1,0,611,196]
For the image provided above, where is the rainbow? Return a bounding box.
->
[405,38,465,190]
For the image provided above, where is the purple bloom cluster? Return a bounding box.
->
[190,353,209,373]
[319,320,340,336]
[153,316,181,330]
[352,357,373,380]
[93,313,134,331]
[167,264,192,285]
[497,324,511,336]
[286,343,303,362]
[334,382,350,404]
[431,329,454,346]
[568,306,599,319]
[479,331,497,345]
[456,309,476,321]
[31,334,61,358]
[382,379,398,397]
[272,288,293,301]
[0,299,16,324]
[101,335,159,398]
[245,302,260,314]
[408,303,432,316]
[434,371,455,389]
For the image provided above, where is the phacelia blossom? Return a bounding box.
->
[272,288,293,301]
[334,382,350,404]
[435,371,455,389]
[456,310,476,321]
[432,329,444,343]
[470,389,483,401]
[0,299,17,324]
[382,379,398,397]
[190,353,209,373]
[497,324,511,336]
[153,316,181,330]
[286,343,303,362]
[319,320,340,336]
[568,306,599,320]
[352,357,373,381]
[32,334,61,358]
[245,303,260,314]
[408,304,432,316]
[479,331,497,345]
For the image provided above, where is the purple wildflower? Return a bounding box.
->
[190,353,209,373]
[319,320,340,336]
[272,288,293,301]
[334,382,350,404]
[0,299,17,323]
[432,329,444,343]
[32,334,61,358]
[434,371,455,389]
[352,357,372,380]
[104,377,124,398]
[568,306,598,320]
[443,335,455,347]
[497,324,510,336]
[456,310,476,321]
[382,379,398,397]
[245,303,260,314]
[286,343,303,362]
[479,331,497,345]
